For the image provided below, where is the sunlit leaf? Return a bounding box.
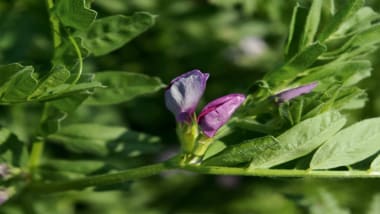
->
[249,111,345,168]
[310,118,380,169]
[203,136,279,166]
[317,0,364,41]
[370,154,380,171]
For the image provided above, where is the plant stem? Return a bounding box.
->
[27,158,380,194]
[28,162,171,193]
[46,0,61,48]
[181,165,380,178]
[28,140,45,173]
[67,33,83,85]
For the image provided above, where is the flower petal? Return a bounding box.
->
[165,69,209,122]
[275,82,318,103]
[198,93,245,137]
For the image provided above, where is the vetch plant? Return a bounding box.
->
[165,70,245,163]
[2,0,380,212]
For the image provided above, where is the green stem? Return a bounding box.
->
[46,0,61,48]
[67,33,83,85]
[28,162,171,193]
[28,159,380,194]
[181,165,380,178]
[28,140,45,172]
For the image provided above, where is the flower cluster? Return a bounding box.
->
[165,70,317,162]
[165,70,246,138]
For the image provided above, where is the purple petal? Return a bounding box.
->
[198,93,245,137]
[275,82,318,103]
[165,69,209,122]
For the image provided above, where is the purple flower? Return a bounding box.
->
[165,70,209,122]
[198,94,246,137]
[275,82,318,103]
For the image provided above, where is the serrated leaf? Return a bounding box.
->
[249,111,346,168]
[48,124,160,157]
[318,0,364,41]
[28,65,71,99]
[0,66,38,102]
[86,71,165,105]
[82,12,156,56]
[203,136,279,166]
[301,0,323,48]
[55,0,97,30]
[310,118,380,169]
[0,63,24,87]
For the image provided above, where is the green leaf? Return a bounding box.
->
[350,24,380,48]
[0,128,28,168]
[250,111,346,168]
[301,0,323,48]
[28,65,71,99]
[234,118,279,134]
[317,0,364,41]
[39,104,68,136]
[285,3,308,59]
[86,71,165,105]
[203,136,279,166]
[55,0,97,30]
[203,140,226,161]
[38,81,103,102]
[0,65,38,103]
[265,42,326,89]
[298,60,371,87]
[48,124,160,157]
[310,118,380,169]
[81,12,156,56]
[335,7,380,37]
[0,63,24,87]
[370,154,380,171]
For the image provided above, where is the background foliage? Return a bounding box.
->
[1,0,380,213]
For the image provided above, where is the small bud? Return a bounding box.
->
[165,70,209,122]
[198,93,246,137]
[274,82,318,103]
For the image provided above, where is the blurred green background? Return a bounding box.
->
[1,0,380,213]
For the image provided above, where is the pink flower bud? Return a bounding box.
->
[275,82,318,103]
[198,94,245,137]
